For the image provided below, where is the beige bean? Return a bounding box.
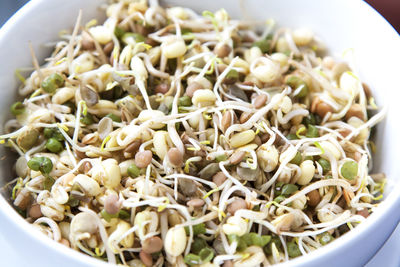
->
[142,236,163,254]
[213,172,227,186]
[104,194,120,215]
[214,43,232,58]
[135,151,153,168]
[345,104,364,121]
[254,94,268,109]
[229,151,246,165]
[186,82,203,97]
[230,130,255,148]
[221,111,232,132]
[187,198,205,208]
[227,198,247,215]
[306,190,321,207]
[167,148,183,167]
[140,251,153,267]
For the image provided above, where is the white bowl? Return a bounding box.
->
[0,0,399,266]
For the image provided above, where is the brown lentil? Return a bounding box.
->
[154,83,169,94]
[167,148,183,167]
[214,43,232,58]
[135,150,153,168]
[212,171,227,186]
[142,236,163,254]
[227,198,247,215]
[186,82,203,97]
[187,198,205,208]
[221,111,232,132]
[254,94,268,109]
[306,190,321,207]
[139,250,153,267]
[104,194,120,215]
[345,104,365,121]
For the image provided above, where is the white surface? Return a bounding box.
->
[0,0,400,267]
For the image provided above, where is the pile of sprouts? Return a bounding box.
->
[1,0,386,266]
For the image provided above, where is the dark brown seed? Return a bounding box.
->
[227,198,247,215]
[142,236,163,254]
[229,150,246,165]
[135,150,153,168]
[124,140,141,154]
[306,190,321,207]
[254,94,268,108]
[221,111,232,132]
[178,178,198,196]
[154,83,169,94]
[81,32,95,50]
[80,86,99,107]
[240,112,252,124]
[139,251,153,267]
[186,82,203,97]
[214,43,232,58]
[212,171,227,186]
[103,41,114,56]
[254,135,261,146]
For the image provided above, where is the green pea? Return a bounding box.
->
[43,128,55,139]
[252,39,270,53]
[287,241,302,258]
[178,95,192,107]
[319,232,334,245]
[114,26,126,39]
[185,223,206,236]
[181,28,192,35]
[80,113,94,125]
[27,157,53,174]
[43,176,55,191]
[127,164,141,178]
[318,158,331,173]
[191,237,208,254]
[242,233,270,247]
[10,102,25,116]
[41,73,64,93]
[281,184,298,196]
[122,32,145,44]
[184,254,201,266]
[341,161,358,180]
[302,114,316,126]
[286,76,309,98]
[290,151,302,165]
[199,247,214,263]
[306,125,319,138]
[118,209,130,220]
[286,133,298,140]
[67,195,80,207]
[228,234,247,251]
[215,154,228,162]
[304,155,314,161]
[106,113,121,123]
[101,209,118,222]
[264,236,282,255]
[274,195,286,203]
[46,138,63,153]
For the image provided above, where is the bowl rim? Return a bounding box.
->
[0,0,399,266]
